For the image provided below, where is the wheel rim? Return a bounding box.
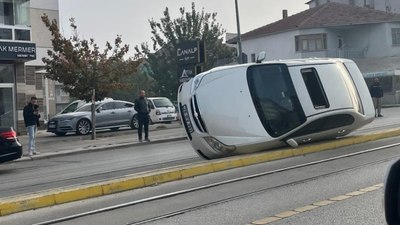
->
[132,116,138,129]
[78,120,90,134]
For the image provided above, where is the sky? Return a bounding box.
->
[58,0,309,53]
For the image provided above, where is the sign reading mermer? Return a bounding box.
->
[0,41,36,60]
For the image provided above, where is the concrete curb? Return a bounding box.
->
[1,128,400,216]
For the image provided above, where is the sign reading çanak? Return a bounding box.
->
[0,41,36,60]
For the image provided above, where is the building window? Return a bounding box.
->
[251,53,256,62]
[15,29,29,40]
[0,0,29,26]
[0,27,11,39]
[392,28,400,45]
[295,33,327,52]
[14,0,29,26]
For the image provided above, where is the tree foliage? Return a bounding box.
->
[135,2,235,99]
[41,14,142,102]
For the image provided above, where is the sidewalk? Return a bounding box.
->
[17,122,187,161]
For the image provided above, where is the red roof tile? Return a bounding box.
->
[230,3,400,43]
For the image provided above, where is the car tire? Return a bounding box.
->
[110,127,120,131]
[55,132,67,136]
[131,115,139,130]
[76,119,91,135]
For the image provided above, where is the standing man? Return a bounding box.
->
[134,90,151,142]
[369,78,384,117]
[23,97,39,156]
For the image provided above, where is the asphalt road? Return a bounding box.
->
[2,136,399,225]
[0,140,199,198]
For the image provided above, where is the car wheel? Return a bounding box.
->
[55,132,67,136]
[76,119,91,135]
[110,127,119,131]
[131,115,139,130]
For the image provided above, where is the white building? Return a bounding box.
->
[306,0,400,13]
[228,2,400,104]
[0,0,59,133]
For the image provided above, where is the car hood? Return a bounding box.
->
[51,112,89,120]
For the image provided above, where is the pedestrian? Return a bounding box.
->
[134,90,151,142]
[33,104,41,134]
[369,78,384,117]
[23,97,39,156]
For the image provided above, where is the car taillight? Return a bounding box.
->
[1,131,17,140]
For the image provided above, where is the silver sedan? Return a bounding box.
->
[47,100,139,136]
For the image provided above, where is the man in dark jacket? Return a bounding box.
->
[134,90,151,142]
[369,78,384,117]
[23,96,39,156]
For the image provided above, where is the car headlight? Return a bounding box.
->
[203,136,236,153]
[190,75,204,94]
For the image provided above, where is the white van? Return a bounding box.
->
[147,97,178,124]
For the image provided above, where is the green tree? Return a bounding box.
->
[41,14,141,102]
[41,14,141,139]
[135,2,235,100]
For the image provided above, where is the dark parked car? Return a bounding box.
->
[0,127,22,163]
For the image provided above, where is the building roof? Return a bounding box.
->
[228,2,400,43]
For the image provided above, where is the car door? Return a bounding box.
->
[114,101,134,125]
[96,102,116,127]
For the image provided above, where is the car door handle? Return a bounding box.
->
[127,110,132,113]
[111,111,116,114]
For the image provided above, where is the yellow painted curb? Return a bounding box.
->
[1,128,400,216]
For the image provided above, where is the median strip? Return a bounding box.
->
[1,128,399,216]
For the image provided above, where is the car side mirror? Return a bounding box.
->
[96,107,102,113]
[384,158,400,224]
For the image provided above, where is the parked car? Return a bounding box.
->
[0,127,22,163]
[47,100,138,136]
[147,97,178,124]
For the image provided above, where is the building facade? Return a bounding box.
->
[0,0,58,133]
[230,3,400,104]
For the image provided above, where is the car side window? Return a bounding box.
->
[114,102,134,109]
[101,102,115,110]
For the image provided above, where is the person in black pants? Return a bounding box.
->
[134,90,151,142]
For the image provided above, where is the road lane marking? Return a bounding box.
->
[248,183,383,224]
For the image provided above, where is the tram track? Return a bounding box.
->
[31,142,400,225]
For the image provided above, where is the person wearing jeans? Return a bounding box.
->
[23,97,39,156]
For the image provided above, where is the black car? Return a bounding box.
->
[0,127,22,163]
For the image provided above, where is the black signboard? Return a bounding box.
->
[176,40,205,66]
[0,41,36,60]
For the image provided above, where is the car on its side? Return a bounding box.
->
[178,58,375,159]
[47,100,138,136]
[0,127,22,163]
[147,97,178,124]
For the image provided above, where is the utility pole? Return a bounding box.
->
[235,0,243,64]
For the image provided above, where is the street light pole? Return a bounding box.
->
[235,0,243,64]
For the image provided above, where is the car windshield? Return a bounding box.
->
[61,103,78,114]
[153,98,174,107]
[76,103,101,112]
[247,64,306,137]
